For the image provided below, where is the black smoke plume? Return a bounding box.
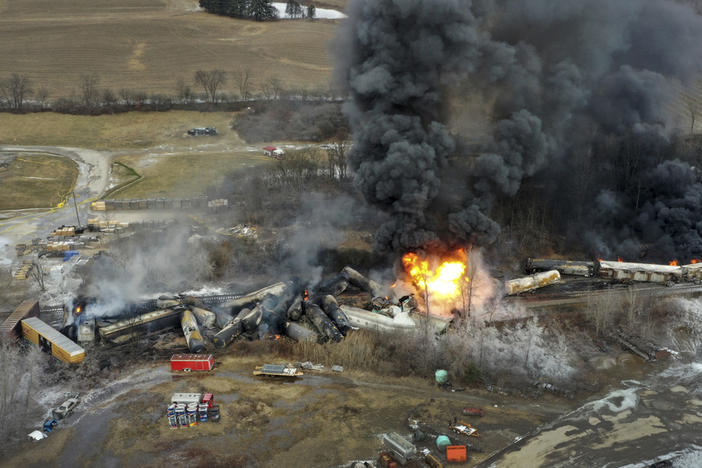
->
[339,0,702,261]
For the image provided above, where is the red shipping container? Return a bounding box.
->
[446,445,467,463]
[170,354,214,372]
[202,393,214,408]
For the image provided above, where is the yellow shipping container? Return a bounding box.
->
[21,317,85,364]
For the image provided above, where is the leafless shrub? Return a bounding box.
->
[586,291,619,336]
[0,340,48,447]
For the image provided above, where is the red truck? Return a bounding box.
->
[170,354,214,372]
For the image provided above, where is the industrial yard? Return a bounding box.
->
[4,0,702,467]
[4,353,570,468]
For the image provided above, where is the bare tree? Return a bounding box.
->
[286,0,303,18]
[687,98,698,137]
[0,340,47,444]
[307,3,316,18]
[325,140,348,180]
[261,76,283,100]
[102,88,118,107]
[194,70,227,104]
[176,78,193,104]
[29,261,46,291]
[233,68,252,100]
[0,74,33,110]
[119,88,136,106]
[36,87,50,109]
[80,73,101,108]
[133,90,148,106]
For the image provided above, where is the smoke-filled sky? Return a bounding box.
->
[339,0,702,261]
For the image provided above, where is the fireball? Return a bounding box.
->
[402,251,468,299]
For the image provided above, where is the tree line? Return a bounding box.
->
[0,69,340,115]
[199,0,316,21]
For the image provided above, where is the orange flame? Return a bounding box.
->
[303,289,309,301]
[75,306,82,314]
[274,334,281,340]
[691,259,701,264]
[402,251,467,299]
[617,257,623,262]
[669,260,679,266]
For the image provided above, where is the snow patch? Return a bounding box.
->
[618,445,702,468]
[271,3,346,19]
[587,386,640,413]
[658,362,702,394]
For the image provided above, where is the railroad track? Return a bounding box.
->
[39,305,66,315]
[39,293,244,316]
[508,281,702,309]
[191,293,243,305]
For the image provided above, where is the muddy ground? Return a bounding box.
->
[6,353,572,468]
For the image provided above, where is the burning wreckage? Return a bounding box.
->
[58,267,426,353]
[34,247,702,361]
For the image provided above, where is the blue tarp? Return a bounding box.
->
[63,251,79,262]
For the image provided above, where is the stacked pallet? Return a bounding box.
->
[13,261,33,280]
[50,226,76,237]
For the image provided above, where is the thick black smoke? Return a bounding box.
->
[338,0,485,252]
[339,0,702,260]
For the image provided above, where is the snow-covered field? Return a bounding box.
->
[272,2,346,19]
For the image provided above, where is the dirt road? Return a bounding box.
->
[0,145,111,248]
[5,354,571,468]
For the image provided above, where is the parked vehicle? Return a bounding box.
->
[43,419,58,432]
[462,407,484,417]
[53,396,80,420]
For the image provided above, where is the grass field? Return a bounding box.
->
[111,150,272,199]
[0,111,244,149]
[0,0,341,98]
[0,152,78,210]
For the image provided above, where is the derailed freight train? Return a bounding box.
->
[525,257,702,285]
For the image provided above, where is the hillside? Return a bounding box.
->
[0,0,342,98]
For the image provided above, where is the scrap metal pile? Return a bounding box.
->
[63,266,421,353]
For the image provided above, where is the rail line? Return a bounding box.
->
[38,293,244,316]
[508,281,702,309]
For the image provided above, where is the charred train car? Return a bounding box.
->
[526,257,702,285]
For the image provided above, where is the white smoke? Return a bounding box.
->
[81,224,214,318]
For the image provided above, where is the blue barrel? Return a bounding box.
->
[187,404,198,426]
[176,405,187,428]
[199,404,209,422]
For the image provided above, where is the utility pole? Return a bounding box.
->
[72,191,81,229]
